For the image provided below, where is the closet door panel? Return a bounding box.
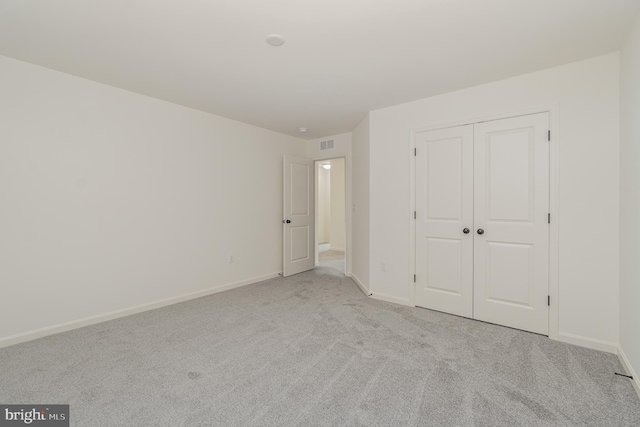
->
[415,126,474,318]
[473,113,550,335]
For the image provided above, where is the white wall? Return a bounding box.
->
[351,115,370,291]
[329,158,346,251]
[0,55,307,345]
[369,53,620,349]
[620,14,640,387]
[317,165,331,243]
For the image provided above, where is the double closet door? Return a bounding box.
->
[415,113,550,335]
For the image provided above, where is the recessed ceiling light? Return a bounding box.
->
[266,34,285,47]
[299,127,308,133]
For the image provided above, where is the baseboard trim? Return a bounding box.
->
[329,247,345,252]
[350,274,371,297]
[0,272,281,349]
[557,332,618,354]
[370,292,413,307]
[618,346,640,399]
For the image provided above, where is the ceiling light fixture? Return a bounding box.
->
[322,164,331,170]
[299,127,308,133]
[266,34,285,47]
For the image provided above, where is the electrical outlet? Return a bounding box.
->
[228,254,235,263]
[380,262,386,272]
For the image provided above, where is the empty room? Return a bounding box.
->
[1,0,640,425]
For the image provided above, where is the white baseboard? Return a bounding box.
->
[618,345,640,398]
[329,247,345,252]
[350,274,371,296]
[557,332,618,354]
[0,272,280,349]
[370,292,413,307]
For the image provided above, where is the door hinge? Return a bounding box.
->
[414,211,417,219]
[548,213,551,224]
[414,147,417,156]
[414,274,416,283]
[548,130,551,141]
[548,295,551,306]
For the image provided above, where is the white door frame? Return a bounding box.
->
[409,105,560,341]
[313,156,349,275]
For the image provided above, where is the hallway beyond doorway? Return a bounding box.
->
[319,250,345,275]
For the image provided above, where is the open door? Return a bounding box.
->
[283,155,315,277]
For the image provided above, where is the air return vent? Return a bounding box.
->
[320,139,334,150]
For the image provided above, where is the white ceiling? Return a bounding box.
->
[0,0,638,140]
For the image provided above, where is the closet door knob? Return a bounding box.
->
[477,228,484,235]
[463,228,470,234]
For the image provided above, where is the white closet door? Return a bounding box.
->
[415,125,474,318]
[473,113,550,335]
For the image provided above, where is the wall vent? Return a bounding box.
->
[320,139,334,150]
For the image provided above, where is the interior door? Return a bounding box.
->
[473,113,550,335]
[415,125,474,318]
[283,155,315,277]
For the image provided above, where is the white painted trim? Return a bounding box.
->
[618,346,640,398]
[548,106,560,341]
[409,129,417,307]
[370,292,413,307]
[0,272,280,349]
[410,105,559,135]
[350,274,371,296]
[557,332,618,354]
[409,105,560,341]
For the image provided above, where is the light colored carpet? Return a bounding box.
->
[319,250,345,274]
[1,262,639,426]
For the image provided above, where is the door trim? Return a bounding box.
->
[410,105,559,341]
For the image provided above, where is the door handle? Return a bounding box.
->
[286,220,291,224]
[477,228,484,235]
[463,228,470,234]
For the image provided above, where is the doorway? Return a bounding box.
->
[315,158,346,274]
